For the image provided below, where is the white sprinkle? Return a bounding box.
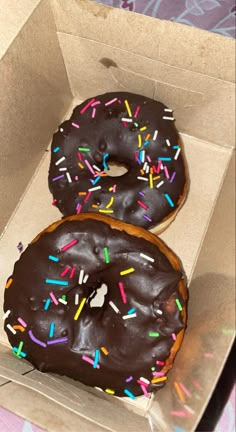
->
[122,313,137,320]
[163,116,175,121]
[156,180,164,188]
[174,148,181,160]
[59,127,64,132]
[66,172,72,183]
[79,269,84,285]
[3,310,11,320]
[164,108,173,112]
[184,404,195,414]
[166,139,171,147]
[143,162,148,171]
[153,130,158,141]
[140,253,154,263]
[83,274,89,283]
[88,186,102,192]
[121,118,132,122]
[109,301,120,314]
[55,156,66,166]
[137,176,148,181]
[75,293,79,305]
[58,298,67,305]
[145,165,150,174]
[160,163,164,170]
[59,167,67,171]
[156,309,163,315]
[93,165,101,172]
[139,377,150,384]
[6,324,16,334]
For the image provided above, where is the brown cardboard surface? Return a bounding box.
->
[51,0,236,83]
[0,0,72,234]
[0,0,235,431]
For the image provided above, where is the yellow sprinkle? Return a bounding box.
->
[99,209,114,214]
[151,376,167,384]
[105,197,114,209]
[138,134,142,148]
[105,388,115,395]
[120,267,135,276]
[78,162,84,169]
[125,99,132,117]
[74,298,86,320]
[108,187,113,192]
[140,126,147,132]
[5,278,13,289]
[101,346,109,355]
[149,174,153,189]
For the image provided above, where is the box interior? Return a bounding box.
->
[0,1,235,431]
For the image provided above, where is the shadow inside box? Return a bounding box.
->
[196,338,235,431]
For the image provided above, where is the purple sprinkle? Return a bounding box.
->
[17,242,24,253]
[47,337,69,345]
[143,214,152,222]
[170,171,176,183]
[138,191,145,197]
[126,376,133,382]
[52,174,65,182]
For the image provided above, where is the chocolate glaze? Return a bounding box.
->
[48,92,188,230]
[4,216,187,397]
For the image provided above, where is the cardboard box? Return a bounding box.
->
[0,1,235,430]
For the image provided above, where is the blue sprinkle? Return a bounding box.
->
[124,389,136,400]
[44,298,51,310]
[164,193,174,208]
[143,141,150,146]
[53,147,60,153]
[49,322,55,338]
[13,347,27,358]
[48,255,59,262]
[103,153,109,170]
[173,426,186,432]
[92,176,101,185]
[173,145,180,149]
[45,279,68,286]
[128,308,136,315]
[93,349,100,368]
[158,157,172,161]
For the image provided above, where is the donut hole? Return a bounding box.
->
[89,283,108,308]
[104,161,129,177]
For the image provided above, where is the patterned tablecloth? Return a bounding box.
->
[0,1,235,431]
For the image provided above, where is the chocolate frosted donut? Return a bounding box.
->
[48,92,188,232]
[4,214,188,398]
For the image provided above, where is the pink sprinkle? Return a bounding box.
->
[164,166,170,179]
[80,98,95,114]
[49,292,58,305]
[18,317,27,328]
[77,152,83,161]
[156,360,165,366]
[137,380,148,388]
[123,122,128,127]
[61,239,78,252]
[119,282,127,304]
[157,160,162,174]
[112,184,117,192]
[179,382,192,398]
[204,352,214,358]
[76,203,82,214]
[105,98,117,106]
[72,122,80,128]
[52,199,57,206]
[170,411,187,418]
[137,200,148,210]
[84,191,91,203]
[134,105,140,118]
[75,176,79,181]
[152,165,157,174]
[192,380,203,390]
[152,371,165,377]
[118,99,122,104]
[91,101,101,107]
[172,333,177,341]
[85,159,95,175]
[141,385,149,398]
[82,355,100,369]
[92,108,96,118]
[146,155,152,163]
[61,266,70,277]
[70,267,76,279]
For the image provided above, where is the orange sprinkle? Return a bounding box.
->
[140,169,145,175]
[91,204,99,209]
[145,133,151,141]
[151,376,167,384]
[5,278,13,289]
[153,176,160,181]
[78,192,87,196]
[12,325,25,332]
[78,162,84,169]
[174,381,186,403]
[101,346,109,356]
[150,167,153,174]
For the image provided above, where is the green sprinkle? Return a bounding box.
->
[78,147,91,152]
[104,247,110,264]
[151,367,156,371]
[134,122,139,127]
[62,295,66,301]
[175,299,183,311]
[149,332,160,337]
[16,341,24,357]
[222,328,235,335]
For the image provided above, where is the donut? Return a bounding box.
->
[48,92,189,233]
[4,214,188,398]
